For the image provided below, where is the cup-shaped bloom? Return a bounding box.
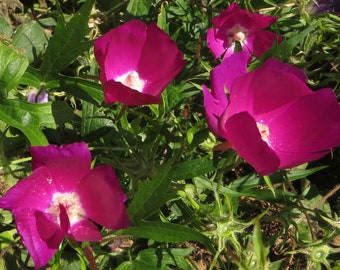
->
[0,142,130,268]
[217,57,340,175]
[94,20,186,106]
[207,2,282,60]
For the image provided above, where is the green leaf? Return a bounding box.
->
[127,159,177,223]
[81,101,114,141]
[229,166,327,192]
[0,16,13,37]
[57,75,104,106]
[0,42,29,98]
[253,218,268,270]
[263,175,276,198]
[127,0,151,16]
[271,22,318,61]
[39,0,95,77]
[12,21,48,64]
[164,83,200,110]
[0,229,16,249]
[194,176,296,201]
[172,156,227,181]
[157,2,169,32]
[117,248,194,270]
[51,101,74,125]
[118,221,215,252]
[0,100,55,146]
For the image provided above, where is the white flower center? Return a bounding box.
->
[116,70,146,92]
[48,192,85,226]
[256,122,270,143]
[227,24,248,43]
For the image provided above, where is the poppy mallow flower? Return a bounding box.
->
[0,142,130,268]
[211,55,340,175]
[94,20,186,106]
[207,2,282,60]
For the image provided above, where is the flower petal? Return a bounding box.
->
[269,88,340,155]
[221,111,280,175]
[104,80,161,105]
[138,22,186,96]
[14,209,60,268]
[207,28,228,60]
[34,211,65,248]
[227,68,312,121]
[70,219,102,242]
[203,52,249,137]
[202,85,225,138]
[29,142,91,192]
[76,165,130,230]
[0,166,55,212]
[245,30,282,57]
[211,2,240,27]
[211,51,249,98]
[94,20,146,82]
[261,57,307,82]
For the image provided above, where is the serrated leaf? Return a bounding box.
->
[40,0,95,77]
[0,42,29,98]
[0,100,55,145]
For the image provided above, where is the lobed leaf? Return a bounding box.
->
[39,0,95,77]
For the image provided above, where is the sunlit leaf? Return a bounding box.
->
[0,42,28,98]
[39,0,95,77]
[127,0,151,16]
[12,21,48,64]
[0,100,55,145]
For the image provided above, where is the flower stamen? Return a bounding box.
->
[48,192,85,226]
[256,122,270,143]
[116,71,146,92]
[227,24,248,43]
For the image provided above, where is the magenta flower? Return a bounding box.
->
[94,20,186,106]
[211,55,340,175]
[207,2,282,60]
[0,142,130,268]
[202,51,249,137]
